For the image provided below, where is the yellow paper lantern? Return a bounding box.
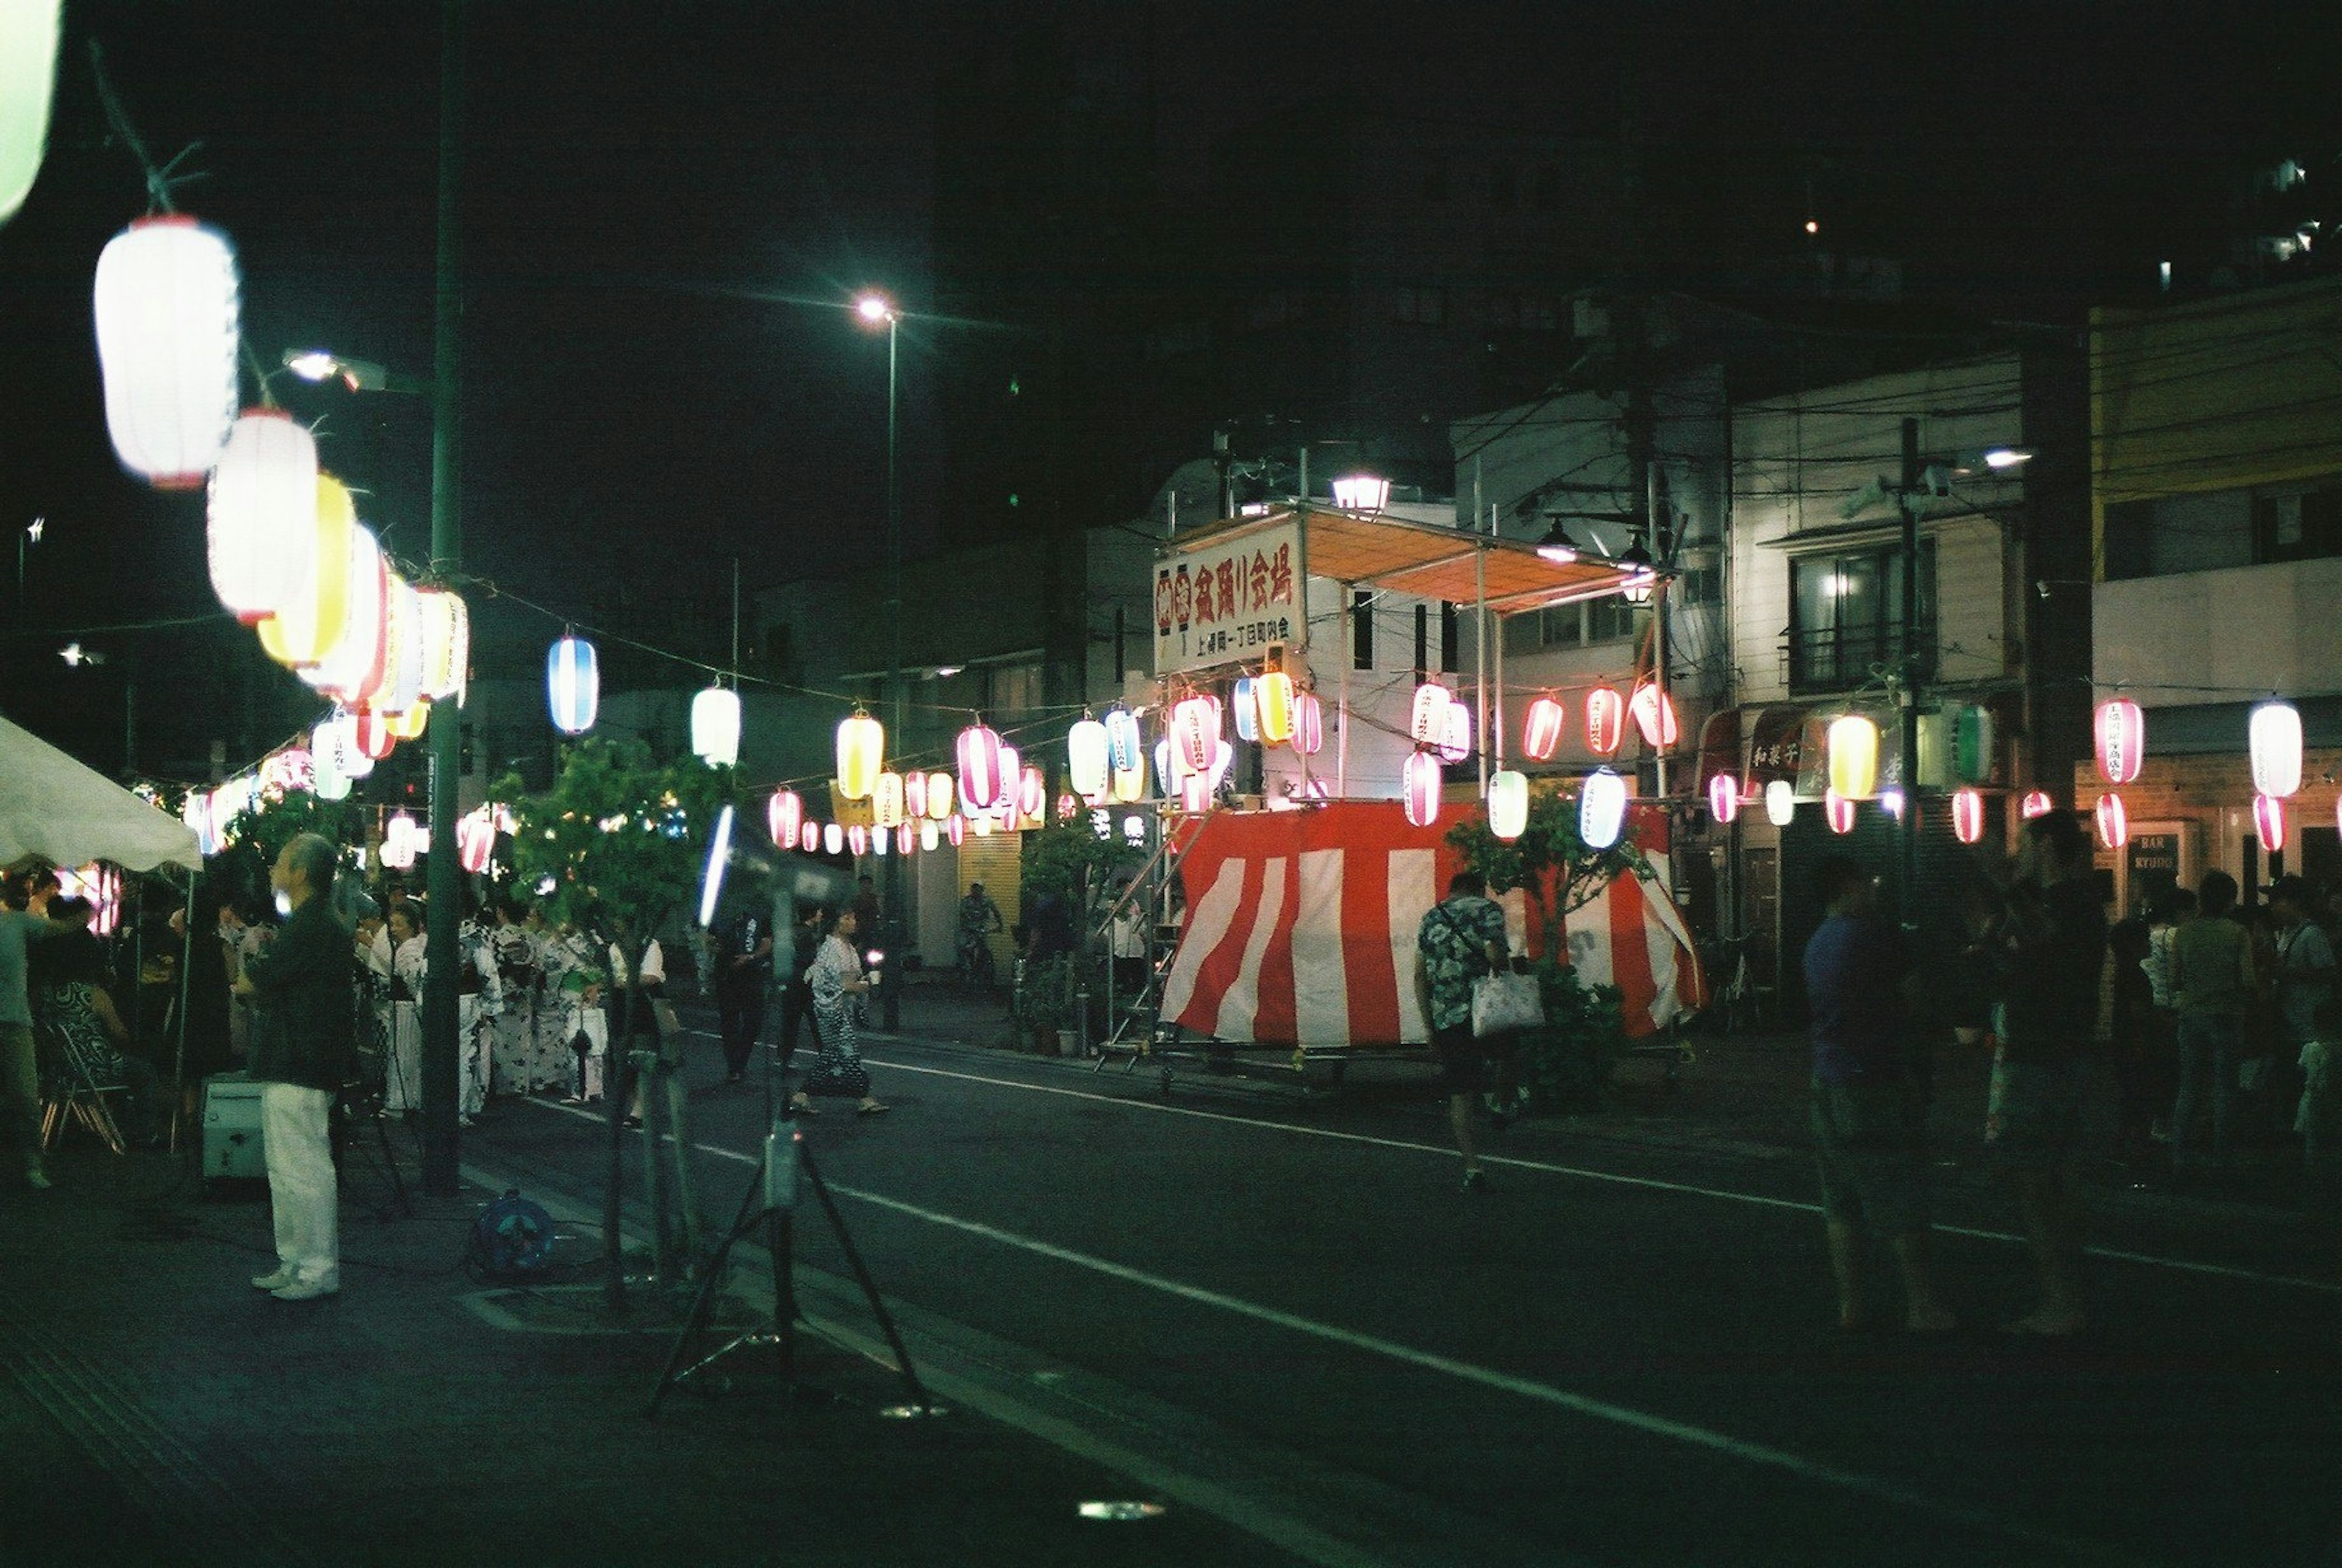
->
[1826,714,1880,800]
[257,475,357,668]
[873,771,906,829]
[835,712,884,800]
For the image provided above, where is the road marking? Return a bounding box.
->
[844,1054,2342,1296]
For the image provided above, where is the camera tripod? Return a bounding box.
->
[645,1011,935,1420]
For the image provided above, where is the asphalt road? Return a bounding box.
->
[479,1020,2342,1568]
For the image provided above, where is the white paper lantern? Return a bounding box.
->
[1765,780,1796,826]
[1487,770,1529,841]
[2250,700,2302,798]
[1578,768,1628,850]
[692,685,741,768]
[93,214,240,489]
[873,771,906,829]
[0,0,62,224]
[381,812,420,871]
[1402,750,1442,828]
[1067,716,1110,800]
[417,587,469,702]
[207,409,320,624]
[1409,682,1452,745]
[823,823,843,856]
[547,634,598,735]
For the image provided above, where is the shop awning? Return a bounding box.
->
[1163,503,1646,617]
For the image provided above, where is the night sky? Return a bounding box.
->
[2,1,2335,777]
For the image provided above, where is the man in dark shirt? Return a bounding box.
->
[1802,855,1953,1333]
[234,832,355,1302]
[712,898,774,1085]
[1986,809,2106,1336]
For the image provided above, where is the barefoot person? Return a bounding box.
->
[1802,855,1956,1334]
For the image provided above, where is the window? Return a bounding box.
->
[1786,543,1936,693]
[1413,603,1429,684]
[2101,478,2342,579]
[1500,595,1642,653]
[987,661,1045,715]
[1352,588,1373,670]
[2254,485,2342,562]
[1394,285,1447,326]
[1439,602,1459,673]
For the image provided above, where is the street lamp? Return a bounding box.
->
[18,516,41,615]
[855,290,906,1029]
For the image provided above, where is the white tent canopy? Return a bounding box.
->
[0,714,202,875]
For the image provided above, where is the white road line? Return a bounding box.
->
[509,1101,2132,1563]
[845,1054,2342,1297]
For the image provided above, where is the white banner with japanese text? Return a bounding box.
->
[1153,523,1305,675]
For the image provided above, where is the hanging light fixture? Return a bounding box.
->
[1579,768,1629,850]
[958,720,1007,809]
[800,821,821,854]
[1409,682,1453,745]
[2250,700,2303,798]
[848,824,869,856]
[1583,686,1625,756]
[1522,695,1564,762]
[1708,773,1740,825]
[2255,793,2287,852]
[546,632,599,736]
[1331,474,1390,513]
[1825,789,1857,835]
[1952,787,1986,845]
[1437,702,1473,764]
[1104,707,1145,775]
[925,769,955,820]
[92,213,240,489]
[947,813,966,847]
[1231,676,1261,742]
[1292,692,1323,757]
[206,409,320,624]
[1402,750,1442,828]
[1019,764,1047,822]
[920,819,940,852]
[824,823,844,855]
[1827,714,1880,800]
[873,771,906,829]
[768,789,802,848]
[1067,715,1110,799]
[1765,780,1796,826]
[2021,789,2054,819]
[1628,682,1679,748]
[692,684,742,768]
[1256,671,1295,746]
[417,587,469,703]
[1618,537,1657,606]
[256,475,358,670]
[2094,696,2144,786]
[2094,791,2128,849]
[835,711,884,799]
[1170,697,1217,776]
[1487,770,1529,841]
[0,0,61,225]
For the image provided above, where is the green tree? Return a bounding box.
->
[1444,784,1651,958]
[495,736,730,942]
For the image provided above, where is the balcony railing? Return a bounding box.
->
[1786,621,1936,695]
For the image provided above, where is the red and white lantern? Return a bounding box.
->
[1708,772,1740,825]
[1409,682,1452,745]
[1019,764,1047,822]
[1628,682,1679,748]
[1170,697,1218,777]
[2094,791,2128,850]
[2021,790,2054,819]
[955,721,1005,810]
[1402,750,1442,828]
[2251,701,2303,798]
[1293,693,1324,758]
[1522,695,1564,762]
[2094,696,2144,786]
[947,813,966,847]
[847,823,869,857]
[897,822,915,855]
[1952,787,1986,845]
[800,821,821,854]
[1437,702,1473,765]
[93,214,240,489]
[2255,792,2287,852]
[768,789,801,848]
[1584,686,1625,756]
[1825,789,1857,835]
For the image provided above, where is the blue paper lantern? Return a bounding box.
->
[546,633,598,736]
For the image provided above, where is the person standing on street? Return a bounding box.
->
[1986,810,2107,1337]
[2169,871,2255,1170]
[1,869,77,1189]
[2265,876,2331,1156]
[712,899,774,1085]
[775,904,825,1073]
[1802,856,1955,1333]
[234,833,354,1302]
[1414,870,1511,1190]
[795,906,887,1117]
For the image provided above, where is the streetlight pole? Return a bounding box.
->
[1897,415,1921,939]
[858,293,904,1030]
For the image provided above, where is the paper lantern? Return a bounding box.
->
[1523,695,1564,762]
[823,823,844,855]
[958,721,1006,809]
[1765,780,1796,826]
[257,476,358,669]
[1231,677,1261,742]
[1952,787,1985,845]
[1438,702,1473,765]
[2255,793,2286,853]
[897,822,915,854]
[385,698,429,742]
[947,813,966,847]
[1579,768,1628,850]
[0,0,62,224]
[834,712,883,799]
[1487,770,1529,841]
[2094,791,2127,850]
[2021,790,2053,819]
[456,807,496,875]
[1293,692,1323,758]
[1256,672,1295,746]
[368,576,428,715]
[1019,764,1047,822]
[1170,698,1218,776]
[1410,682,1453,745]
[2094,697,2144,786]
[93,214,240,489]
[1628,682,1679,749]
[1067,717,1110,799]
[904,771,928,818]
[768,789,801,848]
[920,819,939,852]
[973,811,995,836]
[1824,789,1857,835]
[207,409,320,623]
[310,729,351,803]
[871,820,890,856]
[692,685,741,768]
[1402,750,1442,828]
[1584,686,1625,756]
[417,588,468,702]
[1056,792,1078,822]
[848,824,868,856]
[872,771,905,829]
[301,530,390,704]
[381,812,420,872]
[1104,707,1144,773]
[995,745,1023,821]
[547,634,599,736]
[1180,771,1212,813]
[2251,701,2302,798]
[925,769,955,820]
[1953,704,1996,784]
[799,822,820,854]
[1827,714,1880,800]
[1708,773,1740,825]
[1205,738,1234,794]
[351,707,393,763]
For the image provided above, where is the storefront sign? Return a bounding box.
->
[1154,522,1303,675]
[2126,831,2180,900]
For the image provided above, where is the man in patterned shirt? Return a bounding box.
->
[1416,870,1511,1190]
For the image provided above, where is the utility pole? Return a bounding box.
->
[881,306,903,1031]
[1897,415,1922,936]
[420,0,466,1197]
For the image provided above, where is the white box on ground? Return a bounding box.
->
[201,1070,267,1180]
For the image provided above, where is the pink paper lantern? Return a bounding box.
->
[1584,686,1625,756]
[2094,697,2144,786]
[2254,792,2286,852]
[2021,790,2054,820]
[768,789,801,849]
[1708,772,1740,825]
[1522,695,1564,762]
[2095,791,2128,850]
[1952,787,1985,845]
[957,721,1006,811]
[1402,750,1442,828]
[1172,696,1219,775]
[1628,682,1679,748]
[1825,789,1856,835]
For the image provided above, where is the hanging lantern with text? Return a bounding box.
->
[93,214,240,489]
[2250,700,2303,798]
[1067,716,1110,800]
[1522,695,1564,762]
[692,685,741,768]
[1487,770,1529,842]
[381,812,420,872]
[1231,677,1260,743]
[1825,789,1857,835]
[417,587,469,703]
[1293,692,1324,757]
[546,633,599,736]
[1628,682,1679,749]
[1170,698,1217,777]
[1437,702,1473,765]
[1583,686,1625,756]
[207,409,320,624]
[1105,708,1144,775]
[1827,715,1880,800]
[1765,780,1796,826]
[1708,773,1740,825]
[1410,682,1452,745]
[2255,793,2287,852]
[1952,787,1986,845]
[1256,672,1295,746]
[835,711,883,799]
[768,789,802,848]
[1402,750,1442,828]
[2094,696,2144,786]
[958,721,1007,810]
[2094,792,2128,849]
[872,772,905,829]
[994,745,1023,822]
[1579,768,1628,850]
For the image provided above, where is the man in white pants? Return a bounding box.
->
[234,833,356,1303]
